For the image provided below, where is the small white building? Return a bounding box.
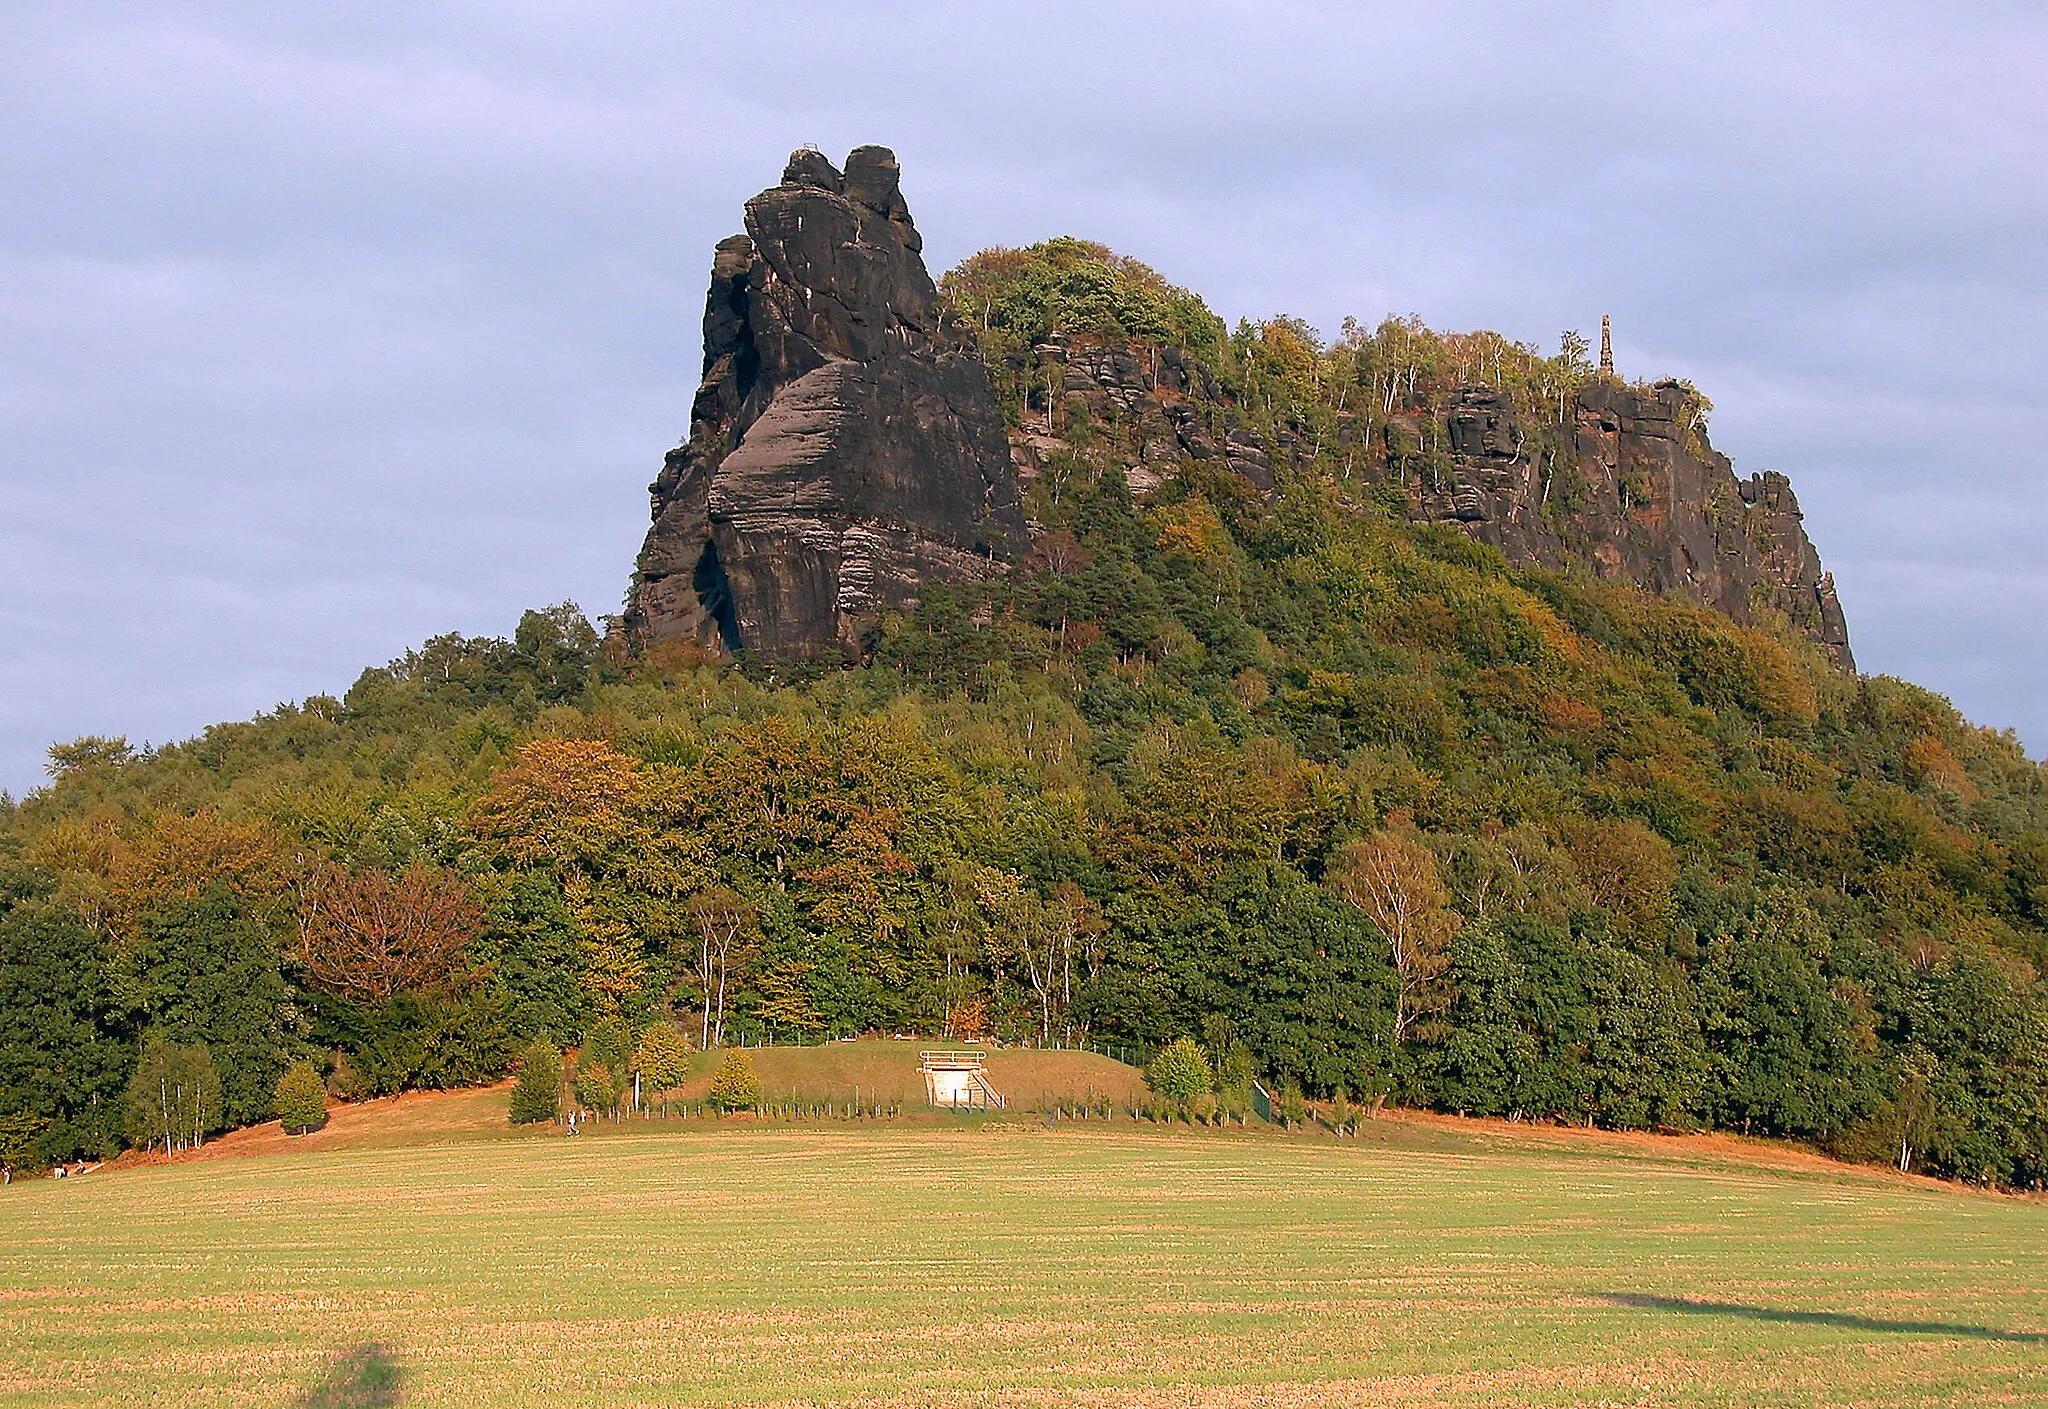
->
[920,1050,1006,1109]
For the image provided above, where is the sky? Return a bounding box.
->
[4,1,2045,797]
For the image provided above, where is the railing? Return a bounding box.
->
[918,1050,989,1071]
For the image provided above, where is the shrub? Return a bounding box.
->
[1146,1037,1213,1107]
[273,1061,328,1134]
[635,1019,692,1096]
[508,1041,563,1125]
[1278,1082,1307,1129]
[573,1060,622,1115]
[707,1049,762,1113]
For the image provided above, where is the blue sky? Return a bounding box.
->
[4,1,2044,795]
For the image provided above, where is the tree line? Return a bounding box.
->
[3,245,2045,1186]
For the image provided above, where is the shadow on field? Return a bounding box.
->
[294,1343,404,1406]
[1604,1293,2048,1343]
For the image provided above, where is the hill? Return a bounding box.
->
[2,150,2046,1190]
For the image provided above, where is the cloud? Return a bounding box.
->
[3,0,2044,792]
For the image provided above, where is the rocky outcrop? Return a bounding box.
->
[627,151,1849,670]
[1399,377,1853,669]
[624,147,1026,660]
[1007,338,1853,671]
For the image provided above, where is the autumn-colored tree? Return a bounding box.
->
[1332,829,1460,1044]
[1555,817,1678,942]
[71,810,295,945]
[573,1059,622,1115]
[472,738,647,870]
[296,860,480,1002]
[634,1019,692,1096]
[472,737,706,1008]
[753,962,822,1037]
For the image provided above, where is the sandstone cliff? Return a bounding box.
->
[628,154,1849,672]
[624,146,1026,660]
[1007,335,1853,670]
[1401,377,1849,667]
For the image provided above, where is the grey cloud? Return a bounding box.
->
[3,0,2043,793]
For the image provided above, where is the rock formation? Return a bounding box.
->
[627,148,1850,672]
[624,146,1026,660]
[1402,377,1853,669]
[1009,338,1854,671]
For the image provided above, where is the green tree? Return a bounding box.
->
[1147,1037,1213,1107]
[583,1016,633,1081]
[508,1040,562,1125]
[123,887,293,1127]
[581,1014,635,1112]
[0,873,133,1160]
[273,1061,328,1133]
[707,1049,762,1113]
[123,1036,221,1155]
[0,1112,47,1176]
[634,1020,692,1097]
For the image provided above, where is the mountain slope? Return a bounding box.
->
[3,176,2046,1189]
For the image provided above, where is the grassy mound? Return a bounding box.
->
[662,1039,1148,1111]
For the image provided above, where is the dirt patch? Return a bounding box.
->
[102,1084,515,1173]
[1365,1106,2035,1200]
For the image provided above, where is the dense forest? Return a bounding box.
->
[4,240,2045,1186]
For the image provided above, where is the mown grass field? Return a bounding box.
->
[1,1090,2044,1407]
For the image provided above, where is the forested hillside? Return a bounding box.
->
[4,241,2045,1186]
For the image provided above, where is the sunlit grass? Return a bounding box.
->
[1,1105,2043,1406]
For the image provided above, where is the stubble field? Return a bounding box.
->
[1,1101,2044,1407]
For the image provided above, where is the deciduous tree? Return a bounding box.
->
[688,888,755,1049]
[273,1061,328,1134]
[123,1036,220,1155]
[297,861,480,1002]
[634,1019,692,1096]
[707,1048,761,1113]
[1332,830,1460,1045]
[1147,1037,1213,1106]
[508,1041,562,1124]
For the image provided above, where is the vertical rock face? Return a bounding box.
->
[624,146,1026,660]
[1403,378,1854,670]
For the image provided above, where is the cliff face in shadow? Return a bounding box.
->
[623,146,1026,661]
